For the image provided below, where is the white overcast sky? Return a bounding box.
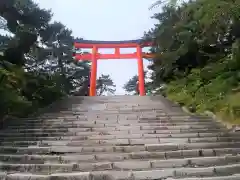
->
[34,0,160,94]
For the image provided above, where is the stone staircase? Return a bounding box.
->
[0,95,240,180]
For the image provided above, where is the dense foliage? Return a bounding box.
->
[145,0,240,123]
[0,0,90,121]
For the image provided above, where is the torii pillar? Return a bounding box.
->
[137,45,145,96]
[89,46,98,96]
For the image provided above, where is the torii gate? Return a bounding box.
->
[74,39,154,96]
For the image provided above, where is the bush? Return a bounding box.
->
[165,62,240,124]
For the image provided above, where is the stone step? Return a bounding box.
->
[166,176,240,180]
[1,136,240,147]
[4,121,219,129]
[0,147,240,160]
[4,174,240,180]
[4,116,214,124]
[18,114,213,119]
[2,164,240,179]
[0,150,239,165]
[1,142,240,155]
[0,124,225,133]
[2,117,219,125]
[2,120,223,129]
[0,155,240,173]
[1,132,240,142]
[3,123,223,130]
[0,128,228,137]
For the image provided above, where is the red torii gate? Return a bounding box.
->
[74,39,154,96]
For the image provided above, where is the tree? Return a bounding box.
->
[123,72,148,95]
[0,0,51,66]
[123,75,139,95]
[149,0,178,10]
[0,0,90,120]
[96,74,116,96]
[36,22,90,93]
[146,0,240,122]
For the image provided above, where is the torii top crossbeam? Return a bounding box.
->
[74,39,152,48]
[73,38,154,96]
[74,39,154,60]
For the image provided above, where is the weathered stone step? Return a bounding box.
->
[2,164,240,179]
[138,119,215,123]
[0,124,223,133]
[0,147,240,161]
[1,132,239,142]
[4,173,240,180]
[3,121,219,128]
[1,136,240,147]
[10,115,214,120]
[4,116,214,124]
[1,142,240,155]
[45,110,168,114]
[38,112,169,117]
[166,175,240,180]
[4,121,219,129]
[6,121,220,129]
[55,110,165,114]
[0,128,228,138]
[8,111,162,117]
[3,123,223,131]
[0,155,240,173]
[0,150,239,167]
[0,124,225,133]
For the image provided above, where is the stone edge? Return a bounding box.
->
[169,98,239,132]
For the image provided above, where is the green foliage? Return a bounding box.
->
[149,0,178,10]
[0,65,30,118]
[123,72,150,95]
[0,0,51,66]
[146,0,240,123]
[96,74,116,96]
[123,75,139,95]
[0,0,90,122]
